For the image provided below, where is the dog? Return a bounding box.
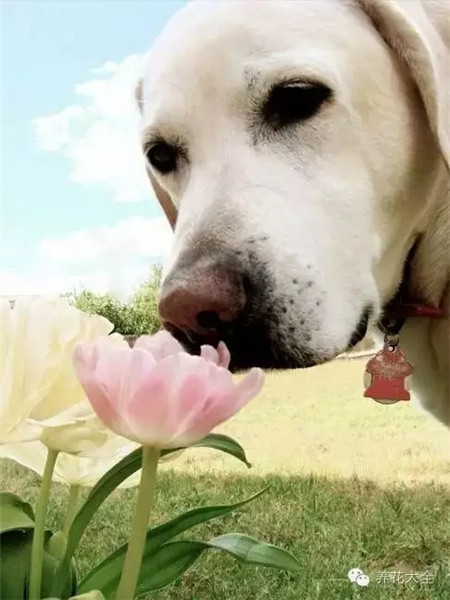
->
[136,0,449,426]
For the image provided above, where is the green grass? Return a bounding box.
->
[1,361,449,599]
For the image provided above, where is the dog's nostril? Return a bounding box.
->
[197,310,222,330]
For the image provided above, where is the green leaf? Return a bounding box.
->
[70,592,106,600]
[134,535,301,596]
[42,595,106,600]
[78,488,267,596]
[203,533,302,571]
[136,541,204,596]
[0,492,35,534]
[189,433,251,468]
[0,531,30,599]
[0,530,77,600]
[51,433,249,597]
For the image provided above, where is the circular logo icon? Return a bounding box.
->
[356,573,370,587]
[348,568,364,582]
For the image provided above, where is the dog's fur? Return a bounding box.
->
[137,0,449,425]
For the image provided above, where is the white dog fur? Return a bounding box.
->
[137,0,449,426]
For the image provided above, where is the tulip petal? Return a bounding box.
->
[33,401,95,428]
[29,304,114,421]
[178,373,208,413]
[234,368,265,407]
[200,345,219,364]
[0,420,44,444]
[126,358,174,445]
[134,330,184,360]
[167,373,208,445]
[40,420,109,454]
[178,368,264,444]
[200,342,231,369]
[122,348,158,409]
[93,344,134,406]
[73,346,121,434]
[173,390,232,445]
[3,439,141,488]
[217,341,231,369]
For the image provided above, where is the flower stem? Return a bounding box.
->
[28,448,58,600]
[115,446,160,600]
[62,484,81,536]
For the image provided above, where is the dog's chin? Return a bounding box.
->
[167,326,329,371]
[166,305,373,371]
[227,342,325,371]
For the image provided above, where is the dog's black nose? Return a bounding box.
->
[158,268,246,343]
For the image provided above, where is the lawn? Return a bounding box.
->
[1,360,449,599]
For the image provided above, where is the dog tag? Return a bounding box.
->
[364,339,413,405]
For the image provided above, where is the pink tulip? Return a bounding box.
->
[134,331,231,368]
[73,331,263,448]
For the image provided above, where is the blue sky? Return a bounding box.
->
[2,0,185,297]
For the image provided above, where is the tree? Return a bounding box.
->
[128,264,163,335]
[69,264,162,335]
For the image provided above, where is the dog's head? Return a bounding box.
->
[137,0,448,369]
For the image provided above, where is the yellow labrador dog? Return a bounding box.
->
[137,1,449,426]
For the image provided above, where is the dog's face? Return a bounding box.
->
[138,0,440,369]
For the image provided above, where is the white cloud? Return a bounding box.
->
[39,216,172,299]
[39,216,172,265]
[0,265,151,300]
[1,268,104,298]
[33,54,150,203]
[20,56,174,299]
[33,106,86,152]
[2,217,173,300]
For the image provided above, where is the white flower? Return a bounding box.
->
[1,438,140,488]
[0,298,118,453]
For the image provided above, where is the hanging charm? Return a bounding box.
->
[364,334,414,404]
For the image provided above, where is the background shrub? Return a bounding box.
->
[68,264,162,335]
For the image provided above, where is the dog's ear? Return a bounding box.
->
[135,77,178,230]
[359,0,449,170]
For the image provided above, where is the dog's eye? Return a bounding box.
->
[263,82,332,129]
[146,142,178,174]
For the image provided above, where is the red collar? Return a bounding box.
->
[383,302,446,320]
[380,298,446,336]
[378,298,446,338]
[378,239,447,335]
